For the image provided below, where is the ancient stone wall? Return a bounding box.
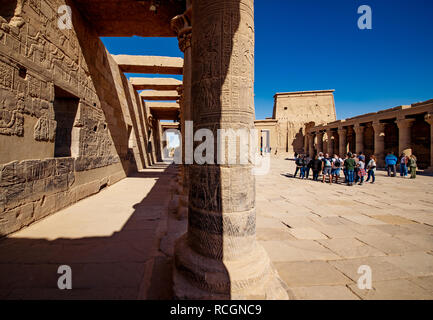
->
[0,0,150,236]
[254,120,278,154]
[273,90,336,155]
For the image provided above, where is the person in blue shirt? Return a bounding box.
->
[385,152,398,177]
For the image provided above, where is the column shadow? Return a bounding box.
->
[0,164,183,299]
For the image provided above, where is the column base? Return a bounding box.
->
[176,193,188,220]
[173,234,290,300]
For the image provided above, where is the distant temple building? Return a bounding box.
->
[254,90,336,155]
[255,92,433,172]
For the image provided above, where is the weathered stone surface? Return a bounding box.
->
[348,279,433,300]
[0,0,156,235]
[274,261,352,287]
[253,157,433,299]
[173,0,287,300]
[255,90,336,156]
[112,55,183,74]
[34,117,56,142]
[0,203,34,235]
[290,285,359,300]
[318,238,386,259]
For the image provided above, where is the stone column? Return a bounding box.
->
[396,118,415,156]
[150,118,162,162]
[316,131,324,153]
[372,121,386,168]
[176,86,185,166]
[156,120,163,162]
[424,113,433,171]
[354,124,365,154]
[326,129,334,156]
[308,133,315,158]
[173,0,287,300]
[338,128,347,156]
[172,6,193,218]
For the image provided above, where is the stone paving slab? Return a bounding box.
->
[371,215,416,225]
[328,257,412,282]
[273,261,353,287]
[256,227,297,241]
[0,164,177,300]
[355,234,424,255]
[318,238,386,259]
[409,276,433,292]
[289,227,328,240]
[256,157,433,300]
[260,240,340,262]
[382,252,433,277]
[348,279,433,300]
[289,285,360,300]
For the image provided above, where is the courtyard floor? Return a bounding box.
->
[0,158,432,299]
[258,157,433,299]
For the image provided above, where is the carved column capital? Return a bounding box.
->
[395,118,415,129]
[326,128,335,139]
[372,121,385,132]
[171,9,192,52]
[425,113,433,125]
[353,124,365,134]
[337,127,347,136]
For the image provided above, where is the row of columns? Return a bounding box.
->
[307,114,433,169]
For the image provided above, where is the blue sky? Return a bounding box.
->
[101,0,433,121]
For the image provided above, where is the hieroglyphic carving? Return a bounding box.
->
[26,31,47,63]
[27,74,41,98]
[171,11,192,53]
[0,110,24,136]
[29,0,42,15]
[0,60,13,89]
[174,0,287,300]
[34,116,56,141]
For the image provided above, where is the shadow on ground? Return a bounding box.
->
[0,164,180,299]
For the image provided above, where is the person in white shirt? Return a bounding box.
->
[365,155,377,184]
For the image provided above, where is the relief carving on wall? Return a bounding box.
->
[34,116,56,141]
[0,109,24,136]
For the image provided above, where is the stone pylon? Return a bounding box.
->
[173,0,288,300]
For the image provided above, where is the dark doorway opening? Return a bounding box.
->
[0,0,18,23]
[411,115,430,169]
[53,86,79,157]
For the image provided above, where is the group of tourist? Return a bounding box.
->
[384,152,418,179]
[293,151,418,186]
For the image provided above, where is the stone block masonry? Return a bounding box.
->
[0,0,158,236]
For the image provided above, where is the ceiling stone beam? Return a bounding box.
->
[130,77,182,90]
[112,55,183,74]
[140,90,180,101]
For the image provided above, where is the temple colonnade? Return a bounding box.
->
[306,101,433,170]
